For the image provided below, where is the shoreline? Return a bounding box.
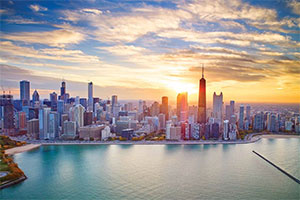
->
[259,134,300,138]
[5,144,41,155]
[7,134,299,155]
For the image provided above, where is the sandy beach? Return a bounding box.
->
[5,144,41,155]
[259,134,300,138]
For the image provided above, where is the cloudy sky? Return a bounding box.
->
[0,0,299,104]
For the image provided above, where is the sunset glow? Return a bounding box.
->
[0,0,299,103]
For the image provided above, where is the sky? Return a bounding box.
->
[0,0,299,105]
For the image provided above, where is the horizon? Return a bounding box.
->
[1,0,300,103]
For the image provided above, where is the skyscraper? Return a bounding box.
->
[39,107,51,139]
[198,66,206,124]
[223,120,229,140]
[138,100,143,113]
[246,105,251,121]
[32,90,39,104]
[60,81,66,97]
[158,113,166,130]
[88,82,93,111]
[49,112,59,139]
[50,92,58,110]
[74,104,85,128]
[253,112,264,131]
[230,100,235,116]
[177,92,188,122]
[0,94,15,135]
[161,96,169,120]
[20,80,30,106]
[112,95,118,107]
[213,92,223,122]
[151,101,160,117]
[239,105,244,130]
[225,105,231,120]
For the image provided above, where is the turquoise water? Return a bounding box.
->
[1,138,299,199]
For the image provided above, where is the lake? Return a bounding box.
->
[1,138,299,199]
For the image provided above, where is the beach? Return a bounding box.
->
[259,134,300,139]
[5,144,41,155]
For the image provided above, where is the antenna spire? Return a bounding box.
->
[202,64,204,78]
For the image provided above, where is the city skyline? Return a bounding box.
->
[0,0,300,103]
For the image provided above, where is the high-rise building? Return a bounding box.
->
[230,100,235,116]
[74,104,85,128]
[158,113,166,130]
[170,126,181,140]
[267,113,278,132]
[60,81,66,97]
[61,114,69,135]
[88,82,93,111]
[230,114,237,125]
[213,92,223,122]
[225,105,231,120]
[17,111,27,130]
[253,112,264,131]
[198,66,206,124]
[0,94,15,135]
[80,98,87,109]
[27,119,39,139]
[239,105,244,130]
[181,122,190,140]
[151,101,160,116]
[211,123,220,139]
[32,90,39,106]
[177,92,188,122]
[161,96,169,120]
[84,111,93,126]
[49,112,59,139]
[20,80,30,106]
[138,100,143,113]
[246,105,251,121]
[223,120,229,140]
[39,107,50,139]
[191,123,200,140]
[166,120,172,139]
[62,121,76,139]
[50,92,58,110]
[229,124,237,140]
[112,95,118,107]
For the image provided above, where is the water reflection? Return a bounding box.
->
[183,145,201,151]
[119,144,134,149]
[164,145,182,154]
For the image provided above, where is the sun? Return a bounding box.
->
[167,81,197,95]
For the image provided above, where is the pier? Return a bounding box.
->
[252,150,300,184]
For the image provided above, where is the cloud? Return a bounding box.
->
[97,45,149,56]
[4,17,45,24]
[62,6,192,43]
[287,0,300,15]
[189,65,267,82]
[29,4,48,12]
[180,0,277,22]
[81,8,102,15]
[0,29,84,47]
[0,41,100,64]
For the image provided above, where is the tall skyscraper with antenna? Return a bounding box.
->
[60,81,66,100]
[198,65,206,124]
[88,82,93,112]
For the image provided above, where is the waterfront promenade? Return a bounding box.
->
[7,134,299,155]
